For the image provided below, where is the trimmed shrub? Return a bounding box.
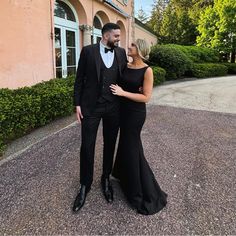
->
[0,136,5,156]
[1,91,41,141]
[191,63,228,78]
[0,76,75,155]
[149,45,193,80]
[166,44,219,63]
[31,79,74,126]
[151,66,166,86]
[222,63,236,74]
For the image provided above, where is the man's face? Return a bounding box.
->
[106,29,121,48]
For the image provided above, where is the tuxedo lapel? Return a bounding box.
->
[93,43,101,81]
[114,47,122,76]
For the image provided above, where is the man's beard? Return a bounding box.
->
[107,40,119,49]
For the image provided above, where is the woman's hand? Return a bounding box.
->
[110,84,125,96]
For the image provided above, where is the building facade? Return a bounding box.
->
[0,0,157,89]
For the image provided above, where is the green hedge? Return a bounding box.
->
[0,136,5,155]
[151,66,166,86]
[149,45,193,80]
[0,76,75,155]
[191,63,228,78]
[166,44,219,63]
[222,63,236,74]
[149,44,232,79]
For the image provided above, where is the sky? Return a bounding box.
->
[134,0,155,18]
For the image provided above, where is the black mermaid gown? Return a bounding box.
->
[112,66,167,215]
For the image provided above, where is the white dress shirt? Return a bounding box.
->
[100,41,115,68]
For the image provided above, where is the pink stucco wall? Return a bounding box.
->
[0,0,54,89]
[70,0,133,49]
[135,23,157,48]
[0,0,156,89]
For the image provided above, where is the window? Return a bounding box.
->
[92,15,103,44]
[54,0,79,78]
[93,16,102,29]
[54,0,76,22]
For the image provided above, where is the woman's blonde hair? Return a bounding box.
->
[134,39,150,61]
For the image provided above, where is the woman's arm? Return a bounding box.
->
[110,67,153,103]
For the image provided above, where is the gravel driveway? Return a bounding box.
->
[0,76,236,235]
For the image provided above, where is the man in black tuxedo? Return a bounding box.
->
[72,23,127,213]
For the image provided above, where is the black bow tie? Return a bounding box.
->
[104,47,114,53]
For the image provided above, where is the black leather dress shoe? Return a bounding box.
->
[72,185,90,213]
[101,176,114,203]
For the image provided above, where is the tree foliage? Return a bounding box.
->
[136,7,149,23]
[147,0,214,45]
[197,0,236,62]
[147,0,235,61]
[148,0,169,37]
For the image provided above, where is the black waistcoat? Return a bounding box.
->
[98,54,119,103]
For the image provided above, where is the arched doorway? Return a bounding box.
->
[117,20,126,48]
[92,11,110,45]
[92,15,103,44]
[54,0,79,78]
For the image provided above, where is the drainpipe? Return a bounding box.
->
[50,0,56,78]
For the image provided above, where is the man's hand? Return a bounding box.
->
[76,106,83,123]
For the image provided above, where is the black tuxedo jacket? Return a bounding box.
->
[74,43,127,115]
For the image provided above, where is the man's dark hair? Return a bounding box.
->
[102,23,120,35]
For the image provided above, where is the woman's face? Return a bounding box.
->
[128,43,138,57]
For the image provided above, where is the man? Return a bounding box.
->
[73,23,127,213]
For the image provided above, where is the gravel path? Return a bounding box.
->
[1,105,235,235]
[150,75,236,114]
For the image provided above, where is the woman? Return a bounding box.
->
[110,39,167,215]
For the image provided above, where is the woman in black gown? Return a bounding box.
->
[110,39,167,215]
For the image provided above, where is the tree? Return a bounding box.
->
[197,0,236,62]
[147,0,215,45]
[148,0,200,45]
[159,3,179,43]
[136,7,149,23]
[176,10,197,45]
[147,0,169,36]
[189,0,214,24]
